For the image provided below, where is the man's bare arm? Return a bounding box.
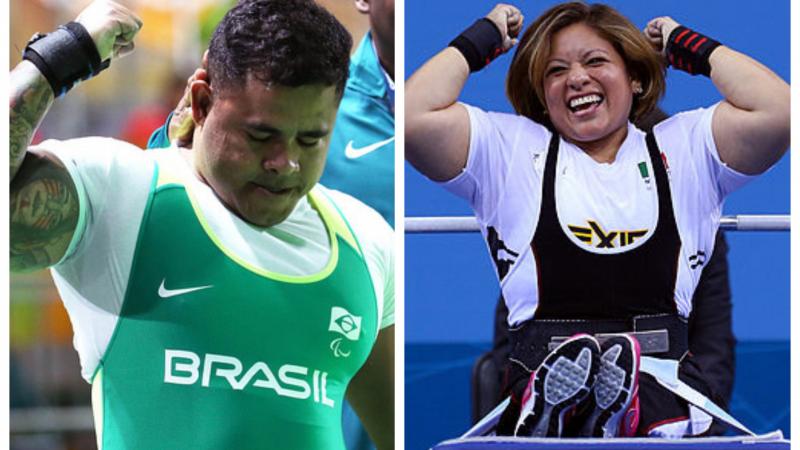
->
[10,1,143,272]
[9,60,78,272]
[10,61,54,180]
[11,0,142,179]
[347,325,394,450]
[11,151,79,272]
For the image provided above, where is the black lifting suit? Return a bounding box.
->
[496,132,724,436]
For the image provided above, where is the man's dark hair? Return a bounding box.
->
[207,0,352,96]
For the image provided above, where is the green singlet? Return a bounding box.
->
[90,166,378,449]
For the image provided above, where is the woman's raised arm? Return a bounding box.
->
[405,4,523,181]
[646,17,790,175]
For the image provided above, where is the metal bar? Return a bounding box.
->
[406,215,790,233]
[11,406,94,433]
[406,216,478,233]
[718,215,791,231]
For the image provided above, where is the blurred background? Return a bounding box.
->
[405,1,790,449]
[9,1,368,449]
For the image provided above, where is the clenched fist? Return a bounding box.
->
[76,1,143,61]
[485,4,524,52]
[644,16,680,55]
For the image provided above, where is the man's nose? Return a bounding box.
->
[262,143,300,174]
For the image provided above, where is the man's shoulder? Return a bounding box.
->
[315,184,387,220]
[31,136,162,185]
[313,185,393,310]
[35,135,142,153]
[314,185,392,236]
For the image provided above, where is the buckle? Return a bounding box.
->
[548,329,669,354]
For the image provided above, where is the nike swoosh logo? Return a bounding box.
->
[158,279,213,298]
[344,136,394,159]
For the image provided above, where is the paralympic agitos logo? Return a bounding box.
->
[328,306,362,358]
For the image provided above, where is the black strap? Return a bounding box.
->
[666,25,721,77]
[540,131,560,222]
[63,22,106,75]
[22,22,110,97]
[509,313,689,374]
[645,131,680,242]
[449,18,504,72]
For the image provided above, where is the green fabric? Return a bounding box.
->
[96,175,377,449]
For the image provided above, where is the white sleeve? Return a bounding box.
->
[325,189,395,331]
[32,137,155,381]
[33,137,155,266]
[657,104,757,205]
[440,104,550,219]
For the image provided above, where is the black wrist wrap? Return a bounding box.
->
[22,22,111,97]
[449,18,503,72]
[666,25,721,77]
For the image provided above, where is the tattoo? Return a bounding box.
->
[10,62,54,180]
[10,152,79,272]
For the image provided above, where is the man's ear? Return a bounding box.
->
[201,50,209,70]
[354,0,369,14]
[191,76,213,126]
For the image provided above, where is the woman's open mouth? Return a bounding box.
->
[567,93,604,116]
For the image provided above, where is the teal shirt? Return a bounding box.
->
[320,33,395,226]
[146,33,395,226]
[145,112,171,149]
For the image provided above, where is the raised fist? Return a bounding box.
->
[76,1,143,61]
[644,16,681,55]
[485,4,524,52]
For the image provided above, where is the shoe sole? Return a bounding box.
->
[579,334,640,437]
[515,334,600,437]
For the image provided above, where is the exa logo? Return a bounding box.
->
[569,220,648,249]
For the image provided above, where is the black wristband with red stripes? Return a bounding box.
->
[665,25,721,77]
[449,18,504,72]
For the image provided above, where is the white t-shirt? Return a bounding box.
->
[34,138,395,381]
[442,103,755,326]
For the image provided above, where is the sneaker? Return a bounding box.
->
[514,334,601,437]
[578,334,640,437]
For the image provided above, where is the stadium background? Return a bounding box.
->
[9,1,369,448]
[404,1,790,449]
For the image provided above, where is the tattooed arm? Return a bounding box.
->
[10,2,143,272]
[10,61,54,180]
[11,151,79,272]
[9,60,78,272]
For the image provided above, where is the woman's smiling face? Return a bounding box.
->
[543,22,635,147]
